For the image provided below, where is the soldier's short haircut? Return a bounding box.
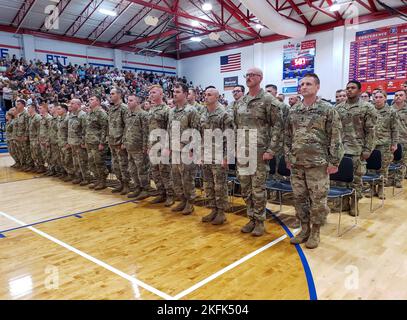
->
[90,94,101,102]
[362,91,371,97]
[372,88,381,92]
[265,84,277,91]
[205,85,216,90]
[347,80,362,90]
[112,87,123,96]
[60,103,69,111]
[174,82,189,94]
[375,90,387,98]
[149,84,163,92]
[188,88,197,95]
[395,89,406,95]
[16,99,26,106]
[303,73,320,85]
[336,89,346,94]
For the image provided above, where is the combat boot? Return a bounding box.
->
[150,194,166,204]
[290,222,310,244]
[94,179,107,191]
[211,210,226,225]
[62,175,73,182]
[182,201,194,215]
[349,196,358,217]
[127,188,142,198]
[72,178,82,184]
[80,180,90,186]
[120,182,130,195]
[111,183,123,193]
[365,185,378,198]
[252,220,265,236]
[164,196,175,207]
[202,208,217,223]
[241,219,256,233]
[305,224,321,249]
[88,182,98,189]
[377,185,386,200]
[395,180,403,188]
[37,166,46,174]
[172,199,187,212]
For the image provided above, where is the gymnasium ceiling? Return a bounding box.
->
[0,0,406,59]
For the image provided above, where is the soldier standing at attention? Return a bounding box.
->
[56,103,74,182]
[107,88,130,195]
[285,73,344,249]
[368,91,399,199]
[5,110,19,168]
[392,90,407,188]
[227,85,245,119]
[123,94,151,200]
[85,95,109,190]
[68,98,91,186]
[14,99,33,171]
[187,88,204,114]
[234,68,283,237]
[336,80,377,215]
[27,104,44,173]
[48,104,61,176]
[168,83,199,215]
[147,85,175,206]
[39,103,52,174]
[199,88,234,225]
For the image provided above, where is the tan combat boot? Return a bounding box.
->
[111,183,123,193]
[79,179,90,186]
[120,182,130,195]
[164,196,175,207]
[127,188,142,198]
[150,194,166,204]
[290,222,310,244]
[182,201,194,215]
[202,208,217,223]
[172,199,187,212]
[241,219,256,233]
[94,179,107,190]
[72,178,81,184]
[212,210,226,225]
[252,220,265,236]
[305,224,321,249]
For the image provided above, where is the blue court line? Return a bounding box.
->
[267,209,318,301]
[0,200,136,236]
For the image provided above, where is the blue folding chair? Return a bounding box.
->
[328,156,358,236]
[362,149,384,212]
[388,144,403,197]
[265,156,293,212]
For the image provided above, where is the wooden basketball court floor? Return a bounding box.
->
[0,153,406,300]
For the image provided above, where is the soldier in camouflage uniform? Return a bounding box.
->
[168,83,199,215]
[188,88,204,114]
[68,99,91,186]
[107,88,130,195]
[227,86,245,120]
[56,103,74,182]
[285,74,344,249]
[28,104,45,173]
[199,88,235,225]
[234,68,283,237]
[5,110,19,167]
[85,95,109,190]
[123,94,152,200]
[48,105,61,176]
[14,99,33,171]
[336,80,377,215]
[147,85,175,206]
[39,103,52,173]
[368,91,399,199]
[391,90,407,188]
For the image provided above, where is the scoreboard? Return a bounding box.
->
[349,23,407,93]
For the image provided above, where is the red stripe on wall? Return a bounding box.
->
[35,49,113,62]
[122,60,176,70]
[0,44,22,49]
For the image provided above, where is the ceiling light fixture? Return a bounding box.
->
[255,23,264,29]
[144,15,159,26]
[191,37,202,42]
[202,3,213,11]
[329,3,341,12]
[99,8,117,16]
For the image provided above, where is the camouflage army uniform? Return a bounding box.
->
[28,112,44,171]
[123,108,150,192]
[198,103,234,214]
[191,101,205,115]
[285,99,344,226]
[107,102,130,185]
[392,103,407,184]
[148,103,174,198]
[6,119,19,165]
[57,113,74,178]
[14,110,33,169]
[373,104,399,186]
[168,103,199,204]
[49,115,61,174]
[273,102,290,181]
[39,113,52,168]
[85,107,108,183]
[68,110,90,182]
[234,89,283,223]
[336,99,377,198]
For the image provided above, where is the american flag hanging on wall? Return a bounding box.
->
[220,53,241,73]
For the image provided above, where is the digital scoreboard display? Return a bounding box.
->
[349,23,407,93]
[283,40,316,80]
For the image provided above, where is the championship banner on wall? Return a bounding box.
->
[349,23,407,93]
[224,76,239,91]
